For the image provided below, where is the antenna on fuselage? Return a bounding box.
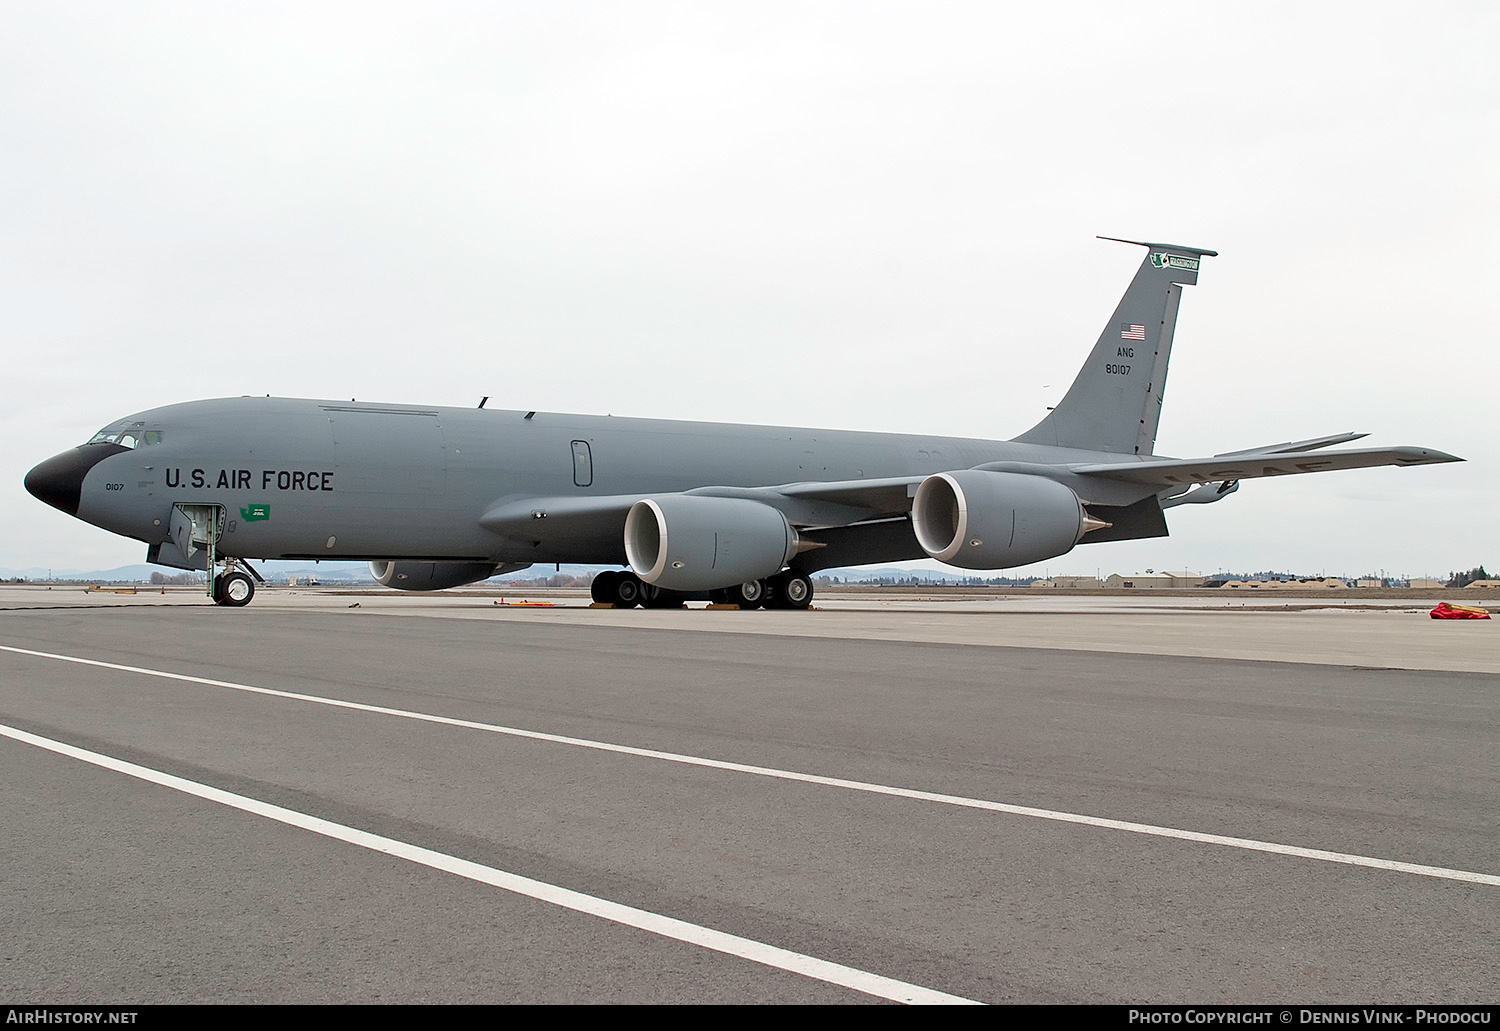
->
[478,396,489,409]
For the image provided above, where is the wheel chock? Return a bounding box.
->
[588,602,617,609]
[704,604,742,610]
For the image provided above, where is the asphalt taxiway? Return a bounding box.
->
[1,586,1496,1003]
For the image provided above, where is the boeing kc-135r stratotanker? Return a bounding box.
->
[24,238,1462,608]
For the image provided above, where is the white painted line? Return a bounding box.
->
[0,721,977,1005]
[4,643,1499,889]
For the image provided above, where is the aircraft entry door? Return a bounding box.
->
[168,502,224,597]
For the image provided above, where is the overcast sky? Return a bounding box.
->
[4,1,1494,579]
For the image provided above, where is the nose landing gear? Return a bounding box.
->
[211,558,262,607]
[213,569,255,606]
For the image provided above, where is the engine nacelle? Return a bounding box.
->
[911,470,1089,569]
[370,560,519,591]
[624,495,797,591]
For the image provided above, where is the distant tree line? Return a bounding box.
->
[1448,566,1493,588]
[506,574,596,588]
[149,571,204,585]
[812,575,1040,586]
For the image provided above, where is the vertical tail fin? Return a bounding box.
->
[1014,237,1216,455]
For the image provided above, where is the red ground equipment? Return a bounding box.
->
[1430,602,1491,620]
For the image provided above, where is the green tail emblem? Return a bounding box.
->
[1150,252,1200,272]
[240,503,270,522]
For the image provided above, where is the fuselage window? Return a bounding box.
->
[571,440,593,487]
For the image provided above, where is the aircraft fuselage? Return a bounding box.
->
[41,396,1124,568]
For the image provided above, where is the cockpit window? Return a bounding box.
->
[88,420,156,449]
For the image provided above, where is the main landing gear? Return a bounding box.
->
[640,583,687,608]
[211,558,261,607]
[593,569,814,610]
[590,570,642,608]
[767,569,814,610]
[712,580,766,608]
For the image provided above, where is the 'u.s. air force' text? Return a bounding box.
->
[165,469,333,490]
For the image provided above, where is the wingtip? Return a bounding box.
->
[1399,447,1464,464]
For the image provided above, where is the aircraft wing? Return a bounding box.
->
[480,443,1462,543]
[481,493,644,543]
[479,477,915,544]
[1071,446,1463,487]
[771,476,920,517]
[1213,431,1368,456]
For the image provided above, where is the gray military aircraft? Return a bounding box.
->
[25,237,1461,609]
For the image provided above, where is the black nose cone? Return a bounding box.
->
[24,443,128,516]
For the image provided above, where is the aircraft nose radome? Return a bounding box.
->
[24,444,126,516]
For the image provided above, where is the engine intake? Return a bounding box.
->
[624,495,797,591]
[911,470,1089,569]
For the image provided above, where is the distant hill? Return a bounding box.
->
[0,564,177,583]
[0,561,375,583]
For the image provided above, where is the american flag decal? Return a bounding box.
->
[1121,323,1146,340]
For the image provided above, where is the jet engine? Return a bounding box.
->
[911,470,1098,569]
[624,495,799,591]
[370,560,518,591]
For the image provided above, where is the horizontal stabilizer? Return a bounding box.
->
[1071,446,1463,486]
[1096,236,1218,257]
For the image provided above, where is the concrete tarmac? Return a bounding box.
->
[0,588,1496,1003]
[9,584,1497,673]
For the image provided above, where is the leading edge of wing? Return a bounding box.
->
[480,493,639,542]
[769,476,920,515]
[1070,446,1464,486]
[480,477,918,540]
[1213,431,1368,457]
